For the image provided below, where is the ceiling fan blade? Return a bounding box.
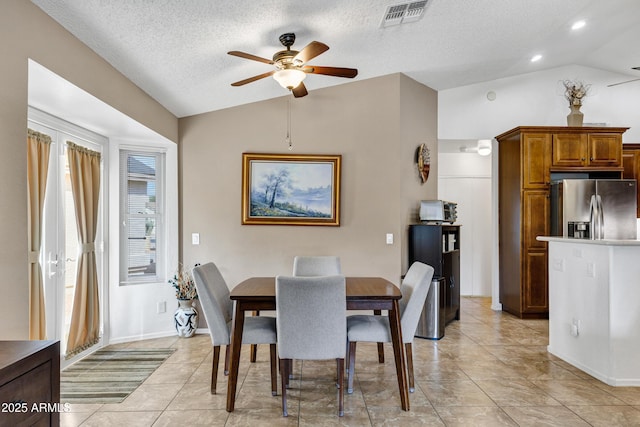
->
[607,77,640,87]
[293,41,329,65]
[302,65,358,78]
[228,50,274,65]
[231,71,275,87]
[292,82,308,98]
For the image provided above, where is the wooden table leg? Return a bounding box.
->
[374,309,385,363]
[388,299,409,411]
[250,311,259,362]
[226,301,245,412]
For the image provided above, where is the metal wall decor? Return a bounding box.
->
[416,143,431,184]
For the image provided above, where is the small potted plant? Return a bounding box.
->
[168,263,199,337]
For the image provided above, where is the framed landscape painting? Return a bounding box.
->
[241,153,341,226]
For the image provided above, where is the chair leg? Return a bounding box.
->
[374,310,385,363]
[279,358,289,417]
[211,345,220,394]
[224,345,230,375]
[405,342,415,393]
[337,358,345,417]
[270,344,277,396]
[377,343,385,363]
[347,342,356,394]
[277,355,290,388]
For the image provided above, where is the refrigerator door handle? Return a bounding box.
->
[597,194,604,239]
[589,194,598,240]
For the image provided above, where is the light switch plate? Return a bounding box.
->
[386,233,393,245]
[157,301,166,314]
[192,233,200,245]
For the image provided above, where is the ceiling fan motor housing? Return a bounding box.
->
[274,33,300,69]
[273,50,299,69]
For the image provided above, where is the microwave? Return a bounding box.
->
[419,200,457,223]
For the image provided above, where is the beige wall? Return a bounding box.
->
[399,76,438,273]
[0,0,436,339]
[0,0,177,339]
[180,74,437,286]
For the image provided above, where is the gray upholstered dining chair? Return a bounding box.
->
[275,275,347,417]
[192,262,278,395]
[292,255,388,365]
[292,255,342,276]
[346,261,434,394]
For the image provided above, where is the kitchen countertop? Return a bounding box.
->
[537,236,640,246]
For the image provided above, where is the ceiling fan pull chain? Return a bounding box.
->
[286,96,293,150]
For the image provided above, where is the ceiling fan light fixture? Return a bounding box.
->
[273,69,306,90]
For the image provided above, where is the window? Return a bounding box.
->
[120,150,165,284]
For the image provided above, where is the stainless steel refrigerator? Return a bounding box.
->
[550,179,637,240]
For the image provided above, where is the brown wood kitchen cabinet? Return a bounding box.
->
[496,126,627,318]
[552,132,622,168]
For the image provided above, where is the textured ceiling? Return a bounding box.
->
[31,0,640,118]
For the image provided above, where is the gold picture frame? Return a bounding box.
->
[241,153,341,226]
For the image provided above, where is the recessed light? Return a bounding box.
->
[572,20,586,30]
[531,54,542,63]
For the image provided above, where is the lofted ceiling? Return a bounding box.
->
[31,0,640,118]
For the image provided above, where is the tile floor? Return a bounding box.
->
[61,297,640,426]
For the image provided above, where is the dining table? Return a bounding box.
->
[226,276,409,412]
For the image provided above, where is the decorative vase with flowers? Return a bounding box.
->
[563,79,590,127]
[168,263,199,337]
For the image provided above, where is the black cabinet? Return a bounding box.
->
[408,224,461,324]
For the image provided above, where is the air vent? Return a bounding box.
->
[381,1,429,27]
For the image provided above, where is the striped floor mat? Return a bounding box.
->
[60,348,175,404]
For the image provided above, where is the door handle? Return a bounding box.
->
[47,253,58,278]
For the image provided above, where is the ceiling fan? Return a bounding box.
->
[228,33,358,97]
[607,67,640,87]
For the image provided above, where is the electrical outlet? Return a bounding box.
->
[571,318,580,337]
[157,301,166,314]
[552,258,564,272]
